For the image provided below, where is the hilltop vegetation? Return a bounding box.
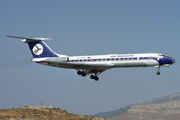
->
[0,106,103,120]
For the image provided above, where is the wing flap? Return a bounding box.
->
[71,63,114,75]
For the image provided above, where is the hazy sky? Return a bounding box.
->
[1,0,180,115]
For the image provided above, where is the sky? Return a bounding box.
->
[0,0,180,115]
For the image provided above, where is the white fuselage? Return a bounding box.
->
[32,53,165,69]
[67,53,160,68]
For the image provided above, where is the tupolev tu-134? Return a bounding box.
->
[7,36,176,81]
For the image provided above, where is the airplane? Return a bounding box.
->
[7,36,176,81]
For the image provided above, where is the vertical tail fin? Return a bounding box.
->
[28,41,59,58]
[7,36,59,58]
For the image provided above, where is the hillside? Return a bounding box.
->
[0,106,104,120]
[93,92,180,120]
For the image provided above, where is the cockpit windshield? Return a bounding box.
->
[159,54,165,57]
[159,54,172,58]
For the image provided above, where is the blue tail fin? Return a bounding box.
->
[7,36,59,58]
[28,41,59,58]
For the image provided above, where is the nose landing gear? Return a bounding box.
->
[156,67,160,75]
[156,71,160,75]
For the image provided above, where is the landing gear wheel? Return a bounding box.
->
[77,71,86,77]
[94,77,99,81]
[156,67,160,75]
[81,72,86,77]
[156,71,160,75]
[77,71,82,75]
[90,75,95,79]
[90,75,99,81]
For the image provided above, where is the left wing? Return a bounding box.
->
[34,58,114,80]
[45,59,114,75]
[77,64,113,75]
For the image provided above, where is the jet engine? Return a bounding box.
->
[46,57,69,63]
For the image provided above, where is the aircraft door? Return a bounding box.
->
[148,56,153,63]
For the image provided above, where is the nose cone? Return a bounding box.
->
[173,59,176,64]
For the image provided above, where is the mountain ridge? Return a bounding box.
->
[92,92,180,119]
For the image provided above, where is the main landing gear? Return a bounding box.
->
[77,70,101,81]
[77,71,86,77]
[156,67,160,75]
[90,75,99,81]
[90,72,102,81]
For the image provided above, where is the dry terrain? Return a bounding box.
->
[0,106,104,120]
[93,92,180,120]
[106,98,180,120]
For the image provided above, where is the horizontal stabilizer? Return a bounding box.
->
[6,36,52,43]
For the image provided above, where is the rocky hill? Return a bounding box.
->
[93,92,180,120]
[0,106,104,120]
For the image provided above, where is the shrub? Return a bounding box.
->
[22,115,26,118]
[24,105,28,108]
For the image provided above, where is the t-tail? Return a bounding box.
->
[7,36,63,58]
